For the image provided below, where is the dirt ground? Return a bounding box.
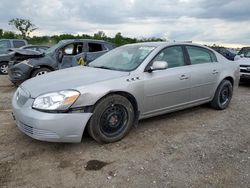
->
[0,75,249,188]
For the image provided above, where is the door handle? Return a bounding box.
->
[179,74,189,80]
[212,69,219,74]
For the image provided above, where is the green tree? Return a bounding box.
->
[93,31,107,40]
[0,29,3,38]
[2,31,16,39]
[8,18,37,39]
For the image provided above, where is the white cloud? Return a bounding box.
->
[0,0,249,47]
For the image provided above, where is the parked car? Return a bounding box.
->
[0,39,28,55]
[12,42,239,143]
[211,47,236,61]
[0,45,49,75]
[8,39,115,85]
[234,47,250,80]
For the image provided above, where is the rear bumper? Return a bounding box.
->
[12,91,92,143]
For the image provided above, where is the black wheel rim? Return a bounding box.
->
[219,85,230,106]
[99,104,128,137]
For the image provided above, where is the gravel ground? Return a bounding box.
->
[0,75,249,188]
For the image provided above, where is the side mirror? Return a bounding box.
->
[148,61,168,72]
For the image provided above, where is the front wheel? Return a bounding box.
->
[0,62,8,75]
[210,80,233,110]
[87,95,135,143]
[31,68,51,77]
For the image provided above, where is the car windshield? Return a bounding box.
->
[45,41,67,55]
[88,45,155,71]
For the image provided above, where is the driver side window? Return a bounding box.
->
[153,46,185,68]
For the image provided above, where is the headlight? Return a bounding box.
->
[32,90,80,111]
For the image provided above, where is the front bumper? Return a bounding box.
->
[12,89,92,143]
[8,62,32,85]
[240,71,250,79]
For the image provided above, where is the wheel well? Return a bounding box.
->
[93,91,139,114]
[223,76,234,86]
[30,65,54,77]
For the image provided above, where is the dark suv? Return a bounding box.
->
[211,47,236,61]
[8,39,115,85]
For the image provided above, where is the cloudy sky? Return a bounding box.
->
[0,0,250,47]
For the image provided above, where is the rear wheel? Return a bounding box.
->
[0,62,8,75]
[87,95,134,143]
[31,68,51,77]
[210,80,233,110]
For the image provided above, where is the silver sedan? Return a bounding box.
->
[12,42,240,143]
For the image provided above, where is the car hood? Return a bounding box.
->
[21,66,130,98]
[9,49,43,56]
[236,57,250,66]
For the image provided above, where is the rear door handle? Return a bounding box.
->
[212,69,219,74]
[179,74,189,80]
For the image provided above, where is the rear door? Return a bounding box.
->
[185,45,220,101]
[143,45,191,116]
[86,42,108,63]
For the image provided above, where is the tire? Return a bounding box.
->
[210,80,233,110]
[87,94,135,143]
[0,62,8,75]
[31,68,51,77]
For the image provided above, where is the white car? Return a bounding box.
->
[234,47,250,80]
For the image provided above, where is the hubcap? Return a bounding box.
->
[36,71,48,76]
[100,104,128,137]
[219,86,230,105]
[0,64,8,74]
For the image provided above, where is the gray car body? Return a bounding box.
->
[0,39,28,55]
[12,42,240,143]
[8,39,115,84]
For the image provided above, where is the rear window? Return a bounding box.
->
[88,43,103,52]
[13,41,26,48]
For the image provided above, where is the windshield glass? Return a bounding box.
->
[45,41,67,55]
[88,45,155,71]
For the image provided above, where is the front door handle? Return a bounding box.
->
[179,74,189,80]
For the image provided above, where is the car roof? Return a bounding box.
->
[122,42,209,49]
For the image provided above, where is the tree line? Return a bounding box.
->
[0,18,164,47]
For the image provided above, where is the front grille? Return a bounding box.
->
[18,121,58,138]
[240,69,250,73]
[240,65,250,67]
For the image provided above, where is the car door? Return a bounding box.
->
[59,42,84,69]
[143,45,191,116]
[85,42,108,63]
[185,45,220,102]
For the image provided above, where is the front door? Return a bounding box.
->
[143,45,190,117]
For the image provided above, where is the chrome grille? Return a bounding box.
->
[17,121,58,138]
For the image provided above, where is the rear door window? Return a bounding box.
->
[13,40,26,48]
[88,43,103,52]
[186,46,217,65]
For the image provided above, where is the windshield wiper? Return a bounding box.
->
[91,66,113,70]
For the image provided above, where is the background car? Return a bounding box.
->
[12,42,239,143]
[211,47,236,61]
[8,39,115,85]
[0,45,49,75]
[0,39,28,55]
[234,47,250,80]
